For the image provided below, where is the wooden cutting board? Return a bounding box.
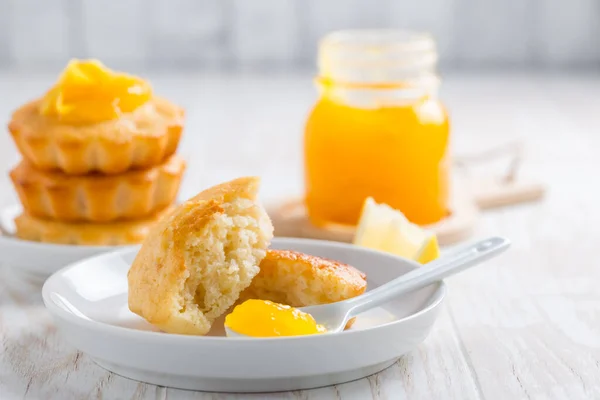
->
[267,177,545,246]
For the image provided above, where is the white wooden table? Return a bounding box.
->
[1,71,599,399]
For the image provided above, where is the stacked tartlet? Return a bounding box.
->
[7,59,186,246]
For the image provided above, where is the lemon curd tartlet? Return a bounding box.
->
[8,59,184,175]
[14,208,173,246]
[10,155,186,223]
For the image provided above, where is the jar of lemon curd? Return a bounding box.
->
[304,30,451,226]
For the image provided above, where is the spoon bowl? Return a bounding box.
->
[224,326,245,338]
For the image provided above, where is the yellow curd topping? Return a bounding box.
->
[225,299,327,338]
[40,59,152,124]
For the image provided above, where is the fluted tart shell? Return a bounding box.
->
[10,155,186,222]
[8,97,184,175]
[14,208,172,246]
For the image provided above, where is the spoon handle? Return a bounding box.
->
[346,236,510,316]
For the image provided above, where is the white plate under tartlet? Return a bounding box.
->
[42,237,446,393]
[0,205,135,283]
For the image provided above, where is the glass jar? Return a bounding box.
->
[304,30,451,226]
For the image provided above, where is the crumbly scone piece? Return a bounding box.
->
[127,177,274,335]
[8,97,183,175]
[238,249,367,329]
[14,208,171,246]
[240,249,367,306]
[10,155,185,222]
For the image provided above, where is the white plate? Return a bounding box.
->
[42,237,445,393]
[0,205,135,283]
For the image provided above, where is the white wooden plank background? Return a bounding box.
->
[533,0,600,66]
[147,0,230,69]
[1,0,599,69]
[231,0,300,68]
[81,0,148,69]
[453,0,534,66]
[389,0,455,62]
[1,71,600,399]
[8,0,71,68]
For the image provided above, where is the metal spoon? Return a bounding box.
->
[226,236,510,338]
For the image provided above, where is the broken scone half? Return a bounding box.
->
[127,176,274,335]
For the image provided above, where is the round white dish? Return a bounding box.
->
[0,205,135,283]
[42,237,446,393]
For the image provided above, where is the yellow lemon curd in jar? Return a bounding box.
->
[40,59,152,124]
[225,299,326,337]
[304,31,451,227]
[305,85,450,226]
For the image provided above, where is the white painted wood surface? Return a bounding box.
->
[1,72,600,399]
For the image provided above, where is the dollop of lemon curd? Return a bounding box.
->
[40,59,152,124]
[225,299,327,337]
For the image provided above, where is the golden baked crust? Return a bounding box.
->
[241,249,367,306]
[238,249,367,330]
[127,176,274,335]
[14,209,171,246]
[10,155,185,222]
[8,96,184,175]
